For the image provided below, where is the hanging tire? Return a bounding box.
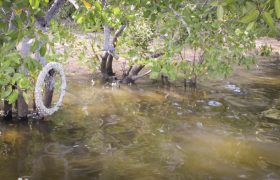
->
[35,62,67,117]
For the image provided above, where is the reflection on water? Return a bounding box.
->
[0,59,280,180]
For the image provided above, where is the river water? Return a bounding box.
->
[0,58,280,180]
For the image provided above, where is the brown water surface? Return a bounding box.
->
[0,59,280,180]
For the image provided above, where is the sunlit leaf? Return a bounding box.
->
[262,11,277,31]
[240,10,259,23]
[82,0,92,10]
[7,91,19,104]
[23,92,29,105]
[217,6,224,21]
[15,8,23,14]
[246,22,255,31]
[19,78,30,89]
[29,0,40,9]
[2,86,12,99]
[275,0,280,19]
[40,44,47,56]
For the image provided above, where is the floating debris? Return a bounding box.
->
[225,84,241,93]
[208,100,222,107]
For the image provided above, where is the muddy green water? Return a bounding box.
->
[1,59,280,180]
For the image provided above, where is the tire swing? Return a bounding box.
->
[35,62,67,117]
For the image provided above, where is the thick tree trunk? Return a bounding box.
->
[44,87,54,108]
[101,52,109,75]
[100,25,126,81]
[43,70,55,108]
[106,54,114,76]
[45,0,66,26]
[17,90,28,120]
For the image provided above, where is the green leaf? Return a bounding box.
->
[12,73,22,84]
[7,91,19,104]
[211,1,219,6]
[221,0,234,6]
[217,6,224,21]
[161,68,168,76]
[77,16,84,24]
[246,22,255,31]
[262,11,277,31]
[29,0,40,9]
[94,1,102,12]
[23,92,29,105]
[19,78,30,89]
[2,86,12,99]
[150,71,159,79]
[40,44,47,56]
[31,40,39,52]
[275,0,280,19]
[112,7,121,15]
[240,10,259,23]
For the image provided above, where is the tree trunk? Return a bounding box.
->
[17,90,28,120]
[35,0,66,109]
[161,75,170,87]
[131,65,145,75]
[44,0,67,26]
[16,37,30,120]
[101,52,109,74]
[106,54,114,76]
[44,87,54,108]
[100,24,126,81]
[44,70,55,108]
[121,65,145,84]
[3,100,12,120]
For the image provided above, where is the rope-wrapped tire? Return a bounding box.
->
[35,62,66,117]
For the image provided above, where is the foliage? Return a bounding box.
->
[119,15,156,65]
[0,0,73,106]
[54,1,76,20]
[74,0,280,84]
[1,0,280,111]
[216,0,280,36]
[259,44,273,56]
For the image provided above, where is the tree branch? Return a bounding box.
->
[112,25,126,47]
[132,70,152,81]
[169,4,190,35]
[45,0,66,24]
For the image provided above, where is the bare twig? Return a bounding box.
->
[132,70,152,81]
